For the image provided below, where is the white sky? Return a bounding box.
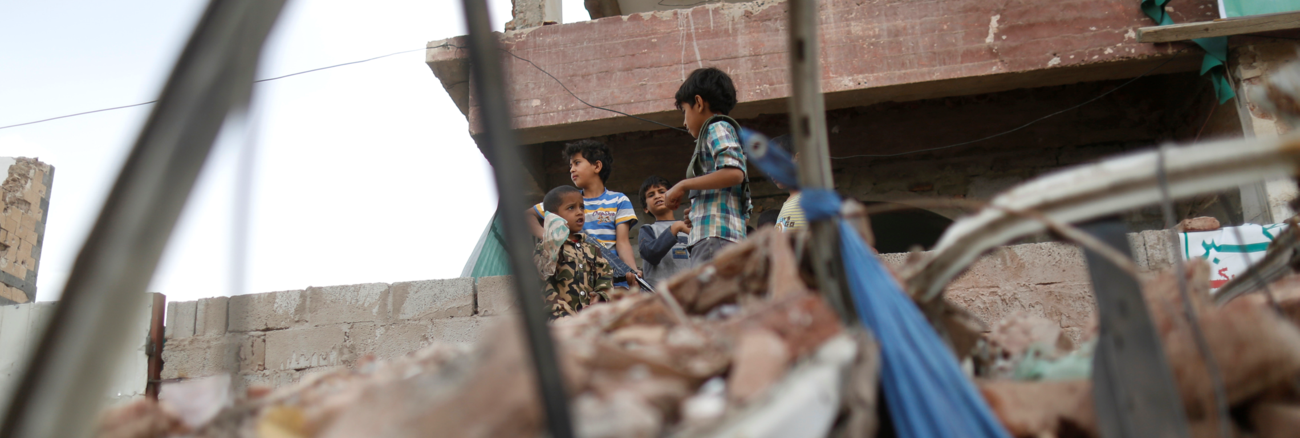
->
[1,0,595,303]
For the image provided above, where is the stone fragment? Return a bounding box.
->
[475,276,518,316]
[228,290,303,332]
[95,397,187,438]
[167,300,197,339]
[391,278,473,320]
[978,379,1096,437]
[194,296,228,337]
[726,327,789,404]
[306,283,389,326]
[264,325,349,371]
[1176,216,1221,232]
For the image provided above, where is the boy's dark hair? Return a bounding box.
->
[674,67,737,115]
[562,139,613,183]
[542,185,582,214]
[638,175,672,212]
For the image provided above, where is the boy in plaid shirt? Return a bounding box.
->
[662,67,751,265]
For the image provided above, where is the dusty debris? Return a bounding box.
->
[978,379,1095,438]
[95,398,187,438]
[123,227,862,438]
[1247,402,1300,438]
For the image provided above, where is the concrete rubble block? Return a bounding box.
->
[228,289,304,332]
[236,369,301,393]
[391,278,474,320]
[160,333,247,380]
[476,276,519,316]
[1126,232,1150,272]
[265,324,350,371]
[364,322,434,360]
[239,333,266,373]
[194,296,228,337]
[429,317,497,345]
[166,300,197,339]
[727,327,790,404]
[950,242,1089,290]
[1177,216,1221,232]
[1141,229,1180,272]
[979,380,1096,437]
[305,283,390,326]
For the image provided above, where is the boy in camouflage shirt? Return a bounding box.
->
[534,186,614,317]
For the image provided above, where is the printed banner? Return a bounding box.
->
[1181,223,1289,289]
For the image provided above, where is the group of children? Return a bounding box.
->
[530,67,805,318]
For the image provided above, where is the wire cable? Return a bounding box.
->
[1,46,438,131]
[831,56,1179,160]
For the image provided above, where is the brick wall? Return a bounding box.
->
[162,277,518,391]
[162,231,1178,389]
[0,158,54,304]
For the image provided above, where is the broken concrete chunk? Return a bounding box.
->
[1176,216,1221,232]
[1248,402,1300,438]
[978,379,1096,438]
[727,327,791,404]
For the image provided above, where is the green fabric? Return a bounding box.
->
[1141,0,1234,104]
[467,212,512,278]
[1012,341,1095,381]
[1221,0,1300,18]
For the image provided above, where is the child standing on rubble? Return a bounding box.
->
[526,140,641,289]
[638,176,692,286]
[662,67,752,265]
[534,185,614,318]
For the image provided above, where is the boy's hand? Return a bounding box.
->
[664,184,687,210]
[625,271,639,285]
[671,220,692,235]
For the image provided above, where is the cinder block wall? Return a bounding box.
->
[162,231,1178,390]
[0,157,54,304]
[163,277,518,391]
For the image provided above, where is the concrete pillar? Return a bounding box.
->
[1231,41,1299,224]
[506,0,561,31]
[0,157,54,304]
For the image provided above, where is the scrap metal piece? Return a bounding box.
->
[908,132,1300,302]
[1081,218,1190,438]
[0,1,287,437]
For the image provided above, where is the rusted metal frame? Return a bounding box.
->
[0,1,286,437]
[458,0,575,436]
[786,0,853,323]
[908,132,1300,302]
[146,293,166,400]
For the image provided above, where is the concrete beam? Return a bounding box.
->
[427,0,1215,144]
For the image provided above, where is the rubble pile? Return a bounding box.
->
[977,259,1300,438]
[98,229,875,438]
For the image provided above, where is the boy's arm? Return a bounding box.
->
[525,204,545,238]
[638,226,677,266]
[663,168,745,210]
[615,223,642,279]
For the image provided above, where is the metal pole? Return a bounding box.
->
[0,1,285,437]
[458,1,576,437]
[786,0,852,321]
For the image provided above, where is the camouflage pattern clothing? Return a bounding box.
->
[534,212,613,317]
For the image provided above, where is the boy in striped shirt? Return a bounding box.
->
[528,140,641,287]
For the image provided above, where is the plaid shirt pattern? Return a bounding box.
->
[688,121,750,245]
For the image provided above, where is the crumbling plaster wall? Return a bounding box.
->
[0,158,53,304]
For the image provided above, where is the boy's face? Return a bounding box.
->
[568,152,602,188]
[557,192,586,233]
[681,95,711,139]
[644,184,672,217]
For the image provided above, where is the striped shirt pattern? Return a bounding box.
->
[689,122,750,245]
[533,189,638,249]
[776,192,806,232]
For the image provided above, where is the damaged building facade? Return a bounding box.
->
[427,0,1298,240]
